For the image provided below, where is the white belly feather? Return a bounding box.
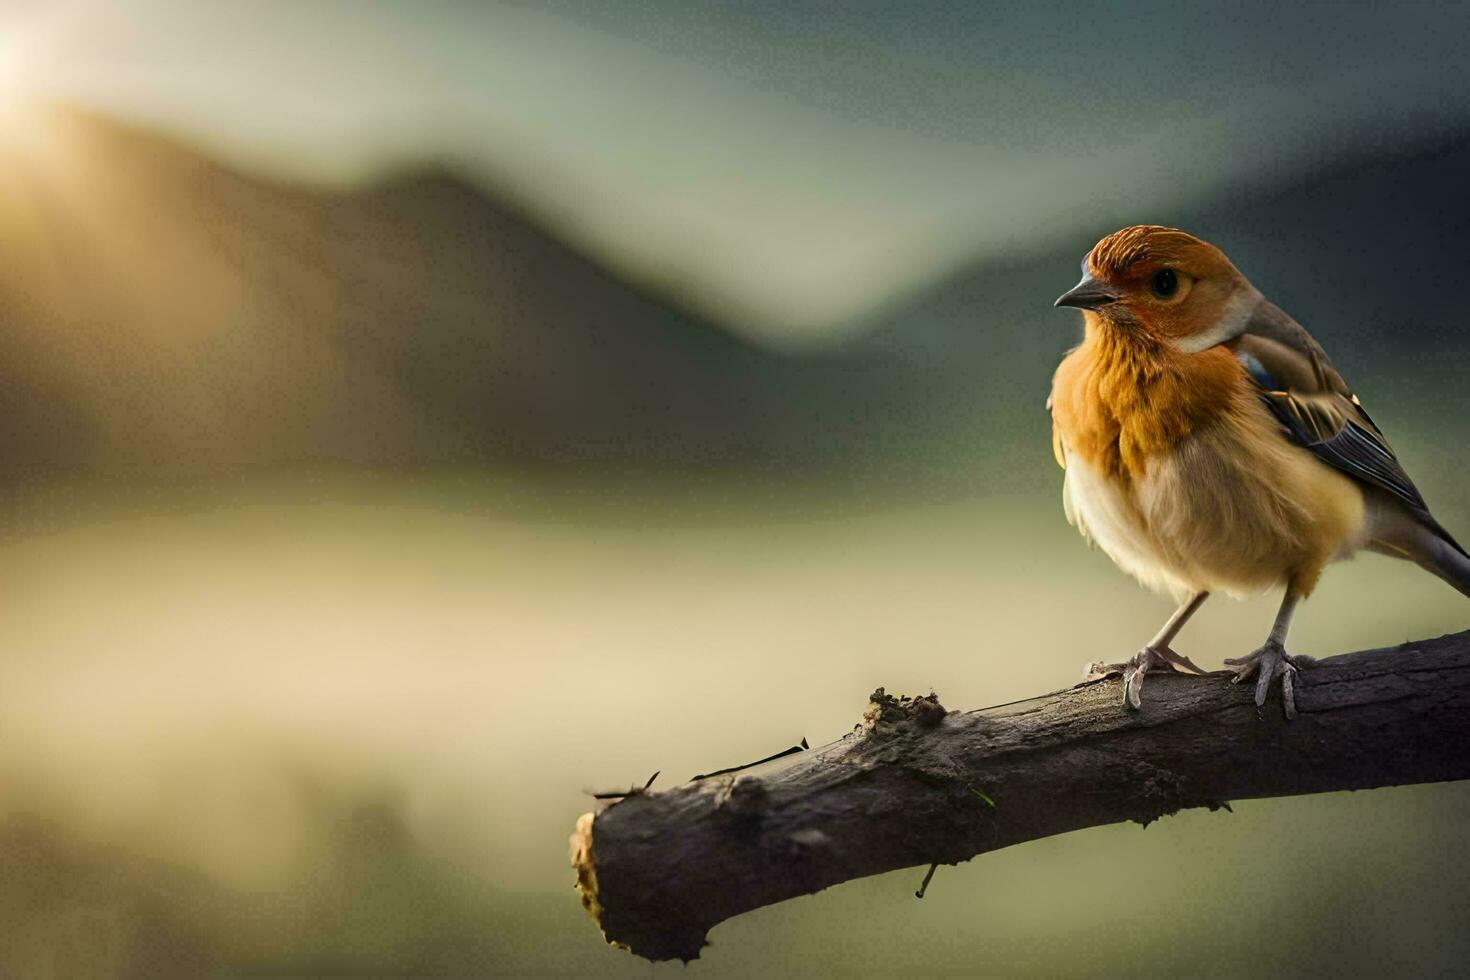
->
[1062,410,1367,600]
[1063,457,1194,597]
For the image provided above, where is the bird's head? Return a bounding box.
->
[1054,225,1261,352]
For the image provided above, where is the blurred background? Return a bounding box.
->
[1,0,1470,974]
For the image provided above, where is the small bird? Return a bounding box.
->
[1049,225,1469,716]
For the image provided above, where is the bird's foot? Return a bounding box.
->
[1225,641,1315,720]
[1083,645,1209,709]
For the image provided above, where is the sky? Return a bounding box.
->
[4,0,1470,343]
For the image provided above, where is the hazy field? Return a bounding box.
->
[2,454,1468,976]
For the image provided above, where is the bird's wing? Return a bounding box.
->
[1234,301,1464,553]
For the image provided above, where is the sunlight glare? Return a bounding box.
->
[0,1,78,148]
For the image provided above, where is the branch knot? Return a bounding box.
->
[862,688,947,738]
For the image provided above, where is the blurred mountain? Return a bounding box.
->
[0,107,1466,491]
[0,107,921,481]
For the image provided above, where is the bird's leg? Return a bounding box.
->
[1224,589,1313,719]
[1085,592,1210,708]
[1122,591,1213,708]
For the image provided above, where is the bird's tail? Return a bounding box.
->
[1367,506,1470,599]
[1406,521,1470,599]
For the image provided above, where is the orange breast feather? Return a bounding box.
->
[1051,332,1246,481]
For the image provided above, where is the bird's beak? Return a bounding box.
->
[1054,275,1122,310]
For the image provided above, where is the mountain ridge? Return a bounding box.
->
[0,105,917,479]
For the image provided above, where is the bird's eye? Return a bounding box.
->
[1151,269,1178,299]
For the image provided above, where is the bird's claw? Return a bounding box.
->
[1084,645,1207,709]
[1148,645,1210,676]
[1225,641,1307,719]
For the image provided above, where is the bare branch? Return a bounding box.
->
[570,631,1470,961]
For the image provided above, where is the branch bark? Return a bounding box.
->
[569,630,1470,962]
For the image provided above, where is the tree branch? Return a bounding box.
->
[569,630,1470,961]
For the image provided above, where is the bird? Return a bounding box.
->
[1048,224,1469,717]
